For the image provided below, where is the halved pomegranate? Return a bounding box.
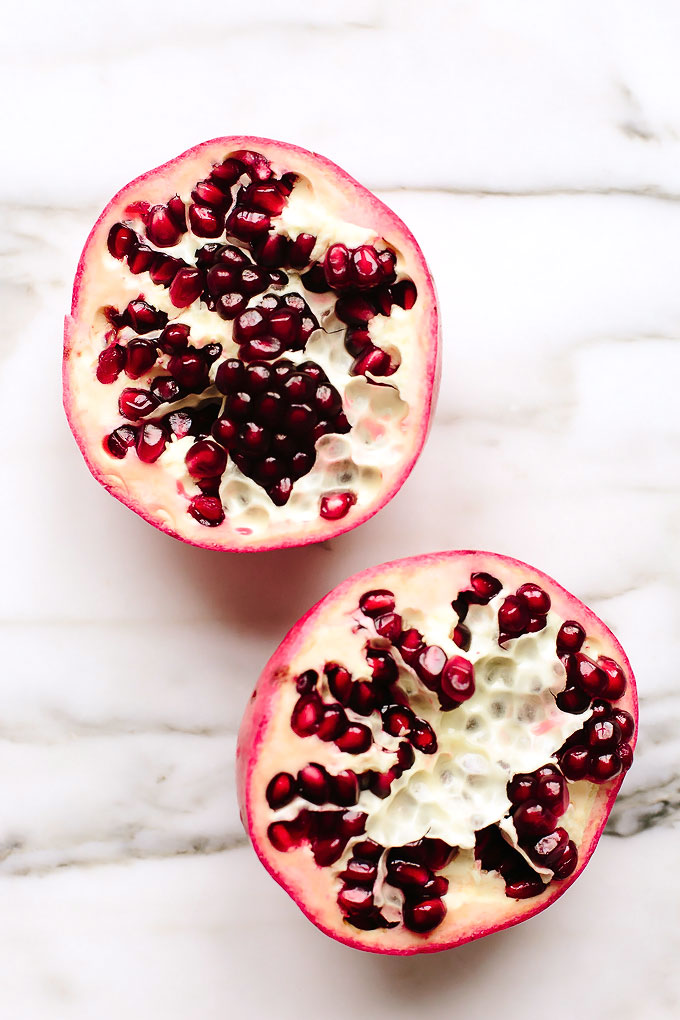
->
[237,551,637,954]
[64,137,439,551]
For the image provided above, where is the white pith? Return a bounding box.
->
[245,554,636,952]
[66,144,434,547]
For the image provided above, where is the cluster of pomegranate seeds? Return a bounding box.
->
[507,764,577,876]
[212,357,349,506]
[555,619,628,712]
[497,582,551,644]
[558,700,634,782]
[229,292,319,360]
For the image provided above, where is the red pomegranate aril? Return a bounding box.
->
[335,294,377,325]
[266,772,296,810]
[239,423,270,455]
[513,801,558,838]
[618,743,634,771]
[158,322,190,354]
[242,337,284,361]
[338,886,374,914]
[348,681,376,716]
[254,391,283,426]
[516,583,551,615]
[149,255,183,287]
[598,656,627,700]
[417,838,457,870]
[416,645,447,690]
[353,346,391,377]
[122,299,167,334]
[341,860,377,885]
[338,810,367,838]
[105,424,137,458]
[560,746,590,780]
[289,232,316,269]
[572,654,608,697]
[352,245,382,289]
[189,203,225,238]
[269,476,293,506]
[169,267,204,307]
[441,656,475,704]
[529,828,569,869]
[124,338,157,379]
[320,491,356,520]
[374,612,402,642]
[290,451,315,479]
[297,764,329,805]
[556,621,586,654]
[331,770,359,806]
[498,595,529,635]
[556,682,591,714]
[168,352,208,391]
[587,719,622,752]
[192,179,231,208]
[253,234,290,267]
[295,670,318,694]
[508,774,536,804]
[226,207,271,241]
[216,292,248,320]
[212,417,239,448]
[345,328,372,357]
[135,422,167,463]
[167,195,187,230]
[335,724,372,754]
[551,840,578,879]
[188,494,224,527]
[118,387,160,421]
[239,266,269,296]
[589,752,623,783]
[127,245,156,274]
[366,649,398,685]
[230,149,273,182]
[313,836,348,867]
[535,774,569,815]
[257,456,283,484]
[611,709,635,742]
[211,158,243,187]
[317,703,349,742]
[107,223,136,259]
[410,719,438,754]
[403,899,446,934]
[166,409,193,438]
[391,279,417,309]
[243,181,286,215]
[382,705,414,736]
[505,874,544,900]
[360,590,396,617]
[185,439,228,480]
[325,663,352,705]
[267,821,300,853]
[291,693,324,737]
[324,243,352,289]
[377,249,397,282]
[386,860,431,889]
[206,264,239,297]
[96,343,127,383]
[144,204,182,247]
[398,628,424,666]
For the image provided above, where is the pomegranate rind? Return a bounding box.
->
[63,136,440,551]
[237,550,637,955]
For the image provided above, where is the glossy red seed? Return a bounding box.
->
[618,743,634,771]
[144,204,182,247]
[168,352,208,391]
[320,491,356,520]
[185,439,227,479]
[325,664,353,705]
[505,875,545,899]
[611,709,635,742]
[381,705,414,737]
[212,417,239,448]
[169,267,204,307]
[338,886,373,913]
[516,583,551,614]
[587,719,622,751]
[118,388,160,421]
[158,322,190,354]
[373,612,402,642]
[288,232,316,269]
[105,425,137,458]
[96,344,127,383]
[107,223,136,259]
[386,860,431,888]
[598,656,627,700]
[317,704,349,742]
[410,719,438,754]
[192,179,231,208]
[341,860,376,885]
[589,752,623,783]
[573,654,608,697]
[560,746,590,780]
[416,646,447,690]
[513,801,558,837]
[226,207,271,241]
[441,656,475,704]
[297,764,329,805]
[556,620,586,654]
[324,243,352,288]
[507,774,536,804]
[266,772,296,809]
[552,840,578,879]
[335,724,372,754]
[402,898,446,933]
[391,279,417,309]
[189,203,225,238]
[188,494,224,527]
[122,300,167,334]
[535,774,569,815]
[135,422,167,463]
[124,339,157,379]
[331,770,359,806]
[359,590,396,616]
[498,595,530,635]
[290,692,324,737]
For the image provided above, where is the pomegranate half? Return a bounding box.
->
[64,137,439,551]
[237,551,637,954]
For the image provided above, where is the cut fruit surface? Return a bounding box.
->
[237,551,637,954]
[64,137,439,551]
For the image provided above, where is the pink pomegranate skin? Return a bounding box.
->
[63,137,440,552]
[237,550,638,955]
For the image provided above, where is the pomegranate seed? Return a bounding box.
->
[150,255,183,286]
[192,179,231,208]
[324,243,352,288]
[144,204,182,247]
[338,810,367,837]
[341,860,377,885]
[556,621,585,654]
[597,656,627,700]
[105,425,137,458]
[96,343,127,383]
[441,656,475,704]
[338,886,373,913]
[589,752,623,783]
[452,623,471,651]
[366,648,398,685]
[402,899,446,933]
[551,841,578,879]
[373,612,402,641]
[516,583,551,614]
[416,645,447,690]
[168,351,209,391]
[508,774,536,804]
[360,589,396,616]
[528,828,569,868]
[391,279,417,309]
[206,264,239,297]
[572,654,608,697]
[212,417,239,448]
[611,709,635,741]
[135,422,167,462]
[398,628,424,666]
[243,181,287,216]
[268,476,293,506]
[167,195,186,230]
[335,724,372,754]
[526,615,548,633]
[469,573,502,599]
[556,682,591,714]
[618,743,634,771]
[289,232,316,269]
[419,838,457,870]
[297,764,329,805]
[230,149,272,182]
[127,245,156,274]
[353,839,383,862]
[320,491,356,520]
[410,719,438,754]
[122,300,167,334]
[377,249,397,282]
[189,203,225,238]
[349,681,377,716]
[504,874,545,899]
[352,246,383,289]
[325,663,353,704]
[211,158,243,187]
[291,692,323,737]
[587,719,622,752]
[185,439,227,480]
[295,670,318,693]
[188,494,224,527]
[166,409,193,438]
[535,773,568,815]
[513,801,558,837]
[313,836,348,867]
[124,338,157,379]
[267,821,300,852]
[498,595,529,635]
[217,293,248,320]
[331,770,359,806]
[345,328,372,357]
[266,772,296,809]
[386,860,431,888]
[107,223,136,259]
[382,705,414,737]
[352,346,392,377]
[158,322,190,354]
[118,387,160,421]
[169,267,204,307]
[560,746,590,780]
[316,704,348,742]
[226,207,271,241]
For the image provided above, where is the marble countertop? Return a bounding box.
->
[2,1,679,1017]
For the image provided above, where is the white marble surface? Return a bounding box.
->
[2,1,680,1017]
